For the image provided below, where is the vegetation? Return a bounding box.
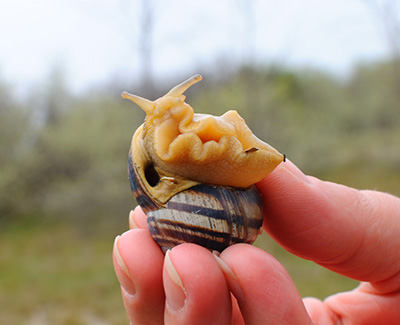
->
[1,60,399,322]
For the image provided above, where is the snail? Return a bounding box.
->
[122,75,285,253]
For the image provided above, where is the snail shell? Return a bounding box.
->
[128,153,264,252]
[123,75,284,252]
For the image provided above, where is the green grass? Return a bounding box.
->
[1,217,361,324]
[0,219,128,324]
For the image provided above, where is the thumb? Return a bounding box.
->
[257,160,400,283]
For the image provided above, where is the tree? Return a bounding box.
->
[361,0,400,87]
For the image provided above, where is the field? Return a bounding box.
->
[1,218,361,324]
[0,219,127,324]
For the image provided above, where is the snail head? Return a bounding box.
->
[121,74,202,121]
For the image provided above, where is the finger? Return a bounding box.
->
[324,284,400,323]
[113,229,165,324]
[129,205,147,229]
[163,244,232,325]
[216,244,311,325]
[303,287,400,324]
[257,160,400,286]
[303,297,334,324]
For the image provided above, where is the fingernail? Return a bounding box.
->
[113,235,136,296]
[164,250,186,311]
[281,159,311,184]
[129,209,139,229]
[212,251,244,302]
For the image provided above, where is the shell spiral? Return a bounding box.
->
[123,75,284,252]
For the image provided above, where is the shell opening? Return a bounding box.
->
[144,163,160,187]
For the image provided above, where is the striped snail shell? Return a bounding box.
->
[123,75,284,253]
[128,153,264,252]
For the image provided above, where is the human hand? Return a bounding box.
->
[113,160,400,324]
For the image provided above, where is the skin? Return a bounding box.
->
[113,160,400,324]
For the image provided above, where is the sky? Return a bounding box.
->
[0,0,392,97]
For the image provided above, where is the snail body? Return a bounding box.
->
[123,75,284,252]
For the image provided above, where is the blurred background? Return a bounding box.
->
[1,0,399,323]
